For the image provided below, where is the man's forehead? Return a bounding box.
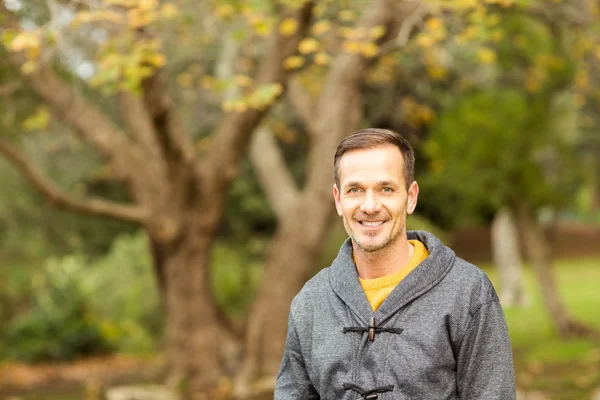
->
[338,145,405,185]
[338,146,404,168]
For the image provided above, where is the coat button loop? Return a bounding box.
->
[365,394,378,399]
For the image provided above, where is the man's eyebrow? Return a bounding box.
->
[343,180,398,188]
[377,181,397,187]
[343,181,362,189]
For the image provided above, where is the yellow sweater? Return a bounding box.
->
[358,240,429,311]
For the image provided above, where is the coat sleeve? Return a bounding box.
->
[274,309,320,400]
[456,299,516,400]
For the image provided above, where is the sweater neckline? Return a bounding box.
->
[358,240,428,290]
[329,231,455,325]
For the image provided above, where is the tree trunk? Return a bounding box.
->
[513,203,596,339]
[234,197,336,396]
[158,216,240,398]
[490,207,528,308]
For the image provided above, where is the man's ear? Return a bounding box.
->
[406,181,419,215]
[333,184,342,216]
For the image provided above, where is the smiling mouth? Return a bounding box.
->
[359,221,385,228]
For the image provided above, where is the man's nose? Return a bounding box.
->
[360,191,381,214]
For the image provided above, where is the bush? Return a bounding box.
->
[3,256,113,362]
[1,232,161,362]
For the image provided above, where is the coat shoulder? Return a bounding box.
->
[444,257,500,313]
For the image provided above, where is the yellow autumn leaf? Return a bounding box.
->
[298,38,320,54]
[128,9,154,28]
[222,99,235,112]
[343,41,362,54]
[361,43,379,58]
[105,0,138,6]
[137,0,158,11]
[314,52,330,66]
[455,0,478,9]
[215,4,235,18]
[9,31,40,52]
[314,3,327,17]
[234,100,248,113]
[337,27,353,39]
[417,34,435,48]
[426,17,443,31]
[427,64,448,81]
[490,29,504,42]
[283,55,305,69]
[21,60,37,75]
[279,18,298,36]
[418,105,436,124]
[311,20,331,36]
[477,48,497,64]
[149,53,166,67]
[234,75,253,87]
[23,106,51,131]
[338,10,356,22]
[370,25,387,40]
[254,20,272,36]
[160,3,179,19]
[27,46,41,60]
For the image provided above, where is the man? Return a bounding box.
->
[275,128,516,399]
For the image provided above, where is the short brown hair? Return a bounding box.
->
[333,128,415,189]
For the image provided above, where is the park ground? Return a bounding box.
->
[0,257,598,400]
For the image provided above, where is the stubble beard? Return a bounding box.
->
[344,216,405,253]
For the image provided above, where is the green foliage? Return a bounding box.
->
[0,135,137,260]
[81,233,161,353]
[0,232,160,362]
[222,160,277,239]
[211,239,265,317]
[420,87,584,228]
[2,256,113,362]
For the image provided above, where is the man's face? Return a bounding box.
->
[333,145,419,253]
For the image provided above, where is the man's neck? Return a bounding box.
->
[353,237,415,280]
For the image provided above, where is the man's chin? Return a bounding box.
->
[355,238,386,253]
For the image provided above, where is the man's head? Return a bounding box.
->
[334,128,415,190]
[333,129,419,253]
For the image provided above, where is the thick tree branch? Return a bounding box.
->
[142,71,195,170]
[200,3,314,195]
[118,91,166,177]
[0,140,150,224]
[287,78,319,136]
[249,125,299,220]
[6,55,129,161]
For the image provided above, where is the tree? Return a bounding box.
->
[230,2,428,394]
[419,0,599,337]
[0,0,433,394]
[1,0,313,394]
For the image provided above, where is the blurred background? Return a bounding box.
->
[0,0,599,398]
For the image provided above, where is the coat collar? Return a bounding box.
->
[328,231,455,325]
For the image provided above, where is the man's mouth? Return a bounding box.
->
[359,221,385,228]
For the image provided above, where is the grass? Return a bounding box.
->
[481,257,600,399]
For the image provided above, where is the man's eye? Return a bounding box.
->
[382,187,393,192]
[348,188,360,193]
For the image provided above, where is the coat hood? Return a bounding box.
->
[328,230,456,326]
